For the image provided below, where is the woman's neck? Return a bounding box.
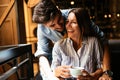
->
[71,37,82,52]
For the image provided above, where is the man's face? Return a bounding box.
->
[44,14,64,32]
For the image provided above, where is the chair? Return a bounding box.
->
[108,39,120,79]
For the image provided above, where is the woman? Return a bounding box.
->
[51,8,104,80]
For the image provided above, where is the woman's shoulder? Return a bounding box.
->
[86,37,98,43]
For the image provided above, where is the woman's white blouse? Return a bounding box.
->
[51,37,103,73]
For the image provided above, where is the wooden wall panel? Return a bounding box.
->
[24,1,37,53]
[0,0,18,46]
[0,18,15,45]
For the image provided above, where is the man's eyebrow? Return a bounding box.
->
[49,20,54,25]
[51,22,55,25]
[50,23,55,27]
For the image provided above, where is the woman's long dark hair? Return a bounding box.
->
[68,8,96,37]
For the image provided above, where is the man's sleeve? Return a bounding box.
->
[34,24,52,58]
[91,21,108,44]
[61,9,71,19]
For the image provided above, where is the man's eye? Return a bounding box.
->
[50,24,55,27]
[59,22,63,26]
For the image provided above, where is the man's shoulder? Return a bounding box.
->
[38,24,52,33]
[55,38,69,46]
[61,9,71,18]
[38,24,46,29]
[61,9,71,13]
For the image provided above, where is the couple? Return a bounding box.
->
[32,0,112,80]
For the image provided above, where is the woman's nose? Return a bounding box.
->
[66,22,71,28]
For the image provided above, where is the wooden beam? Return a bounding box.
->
[0,0,15,27]
[27,0,40,8]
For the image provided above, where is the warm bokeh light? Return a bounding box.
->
[70,1,74,5]
[117,13,120,17]
[108,14,111,18]
[104,14,107,18]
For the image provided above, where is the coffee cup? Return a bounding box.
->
[69,67,84,77]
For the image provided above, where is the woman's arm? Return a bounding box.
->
[102,42,111,71]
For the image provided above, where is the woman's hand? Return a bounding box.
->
[77,68,103,80]
[54,65,71,78]
[99,74,112,80]
[77,70,96,80]
[77,75,94,80]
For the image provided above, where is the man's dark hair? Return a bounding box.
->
[33,0,60,23]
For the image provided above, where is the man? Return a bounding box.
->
[32,0,112,80]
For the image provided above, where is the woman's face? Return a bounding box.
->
[66,12,81,38]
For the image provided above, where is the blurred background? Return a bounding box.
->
[0,0,120,52]
[0,0,120,80]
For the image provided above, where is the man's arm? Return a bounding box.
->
[40,56,59,80]
[34,24,53,57]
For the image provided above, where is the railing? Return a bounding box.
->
[0,44,34,80]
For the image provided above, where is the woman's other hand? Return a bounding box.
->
[77,70,96,80]
[99,74,112,80]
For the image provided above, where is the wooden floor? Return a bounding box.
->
[33,62,39,77]
[33,62,43,80]
[33,57,43,80]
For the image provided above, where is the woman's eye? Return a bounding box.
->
[72,22,77,24]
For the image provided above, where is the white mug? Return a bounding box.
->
[69,67,84,77]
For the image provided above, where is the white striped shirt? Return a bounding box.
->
[51,37,103,73]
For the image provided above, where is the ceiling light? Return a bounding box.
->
[70,1,74,5]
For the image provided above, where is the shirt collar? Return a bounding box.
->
[67,37,88,45]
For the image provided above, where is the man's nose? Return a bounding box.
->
[56,24,62,28]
